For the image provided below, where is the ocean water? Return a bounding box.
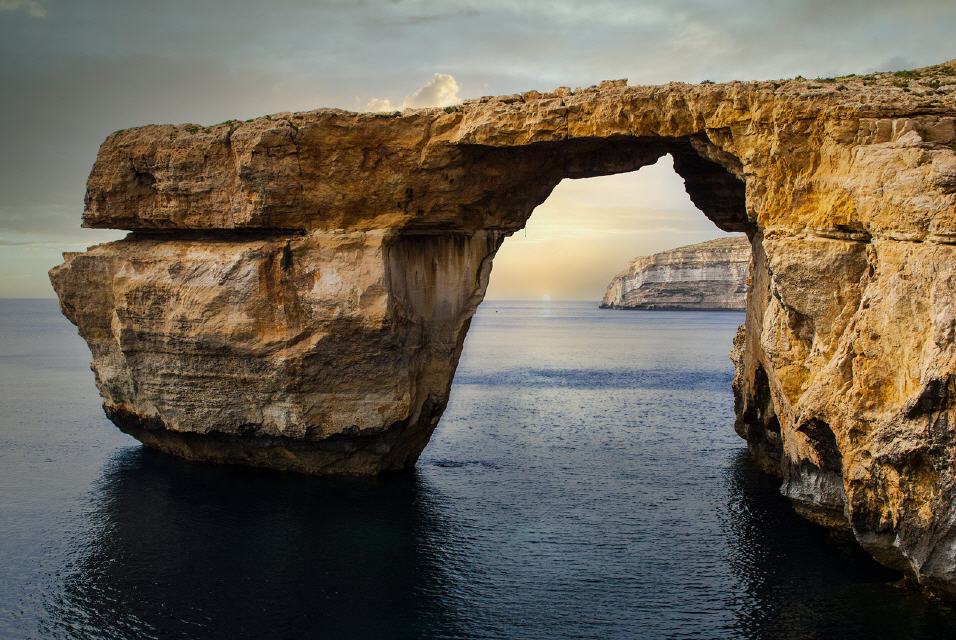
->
[1,298,955,639]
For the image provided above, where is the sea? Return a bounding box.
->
[2,299,955,639]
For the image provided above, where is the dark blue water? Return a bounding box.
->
[2,299,955,639]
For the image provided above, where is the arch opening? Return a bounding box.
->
[444,135,752,238]
[484,152,747,303]
[389,136,766,476]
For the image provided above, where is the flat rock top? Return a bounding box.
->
[83,61,956,235]
[640,235,750,255]
[105,59,956,140]
[614,235,751,276]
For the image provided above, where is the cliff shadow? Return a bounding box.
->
[723,450,956,639]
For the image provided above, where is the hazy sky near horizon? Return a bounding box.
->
[1,0,955,298]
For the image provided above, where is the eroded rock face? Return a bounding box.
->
[52,62,956,594]
[600,236,750,310]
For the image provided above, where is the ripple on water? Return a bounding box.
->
[2,300,956,639]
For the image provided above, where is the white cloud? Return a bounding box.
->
[403,72,460,108]
[364,97,395,112]
[0,0,46,18]
[365,73,461,112]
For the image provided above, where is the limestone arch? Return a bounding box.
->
[51,63,956,595]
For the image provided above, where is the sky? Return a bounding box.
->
[1,1,954,299]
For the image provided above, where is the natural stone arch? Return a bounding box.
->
[448,135,751,235]
[52,62,956,595]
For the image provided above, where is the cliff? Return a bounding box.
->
[600,236,750,310]
[51,61,956,596]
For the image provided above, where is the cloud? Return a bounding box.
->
[0,0,46,18]
[364,97,395,113]
[403,72,460,108]
[365,73,461,112]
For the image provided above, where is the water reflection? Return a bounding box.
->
[40,445,956,640]
[44,448,466,640]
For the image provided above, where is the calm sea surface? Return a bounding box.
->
[2,299,955,639]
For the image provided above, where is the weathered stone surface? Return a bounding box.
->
[51,229,500,474]
[52,62,956,595]
[600,236,750,310]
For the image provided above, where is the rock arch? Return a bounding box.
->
[52,63,956,594]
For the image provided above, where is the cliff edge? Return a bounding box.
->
[600,236,750,310]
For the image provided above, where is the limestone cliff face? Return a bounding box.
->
[52,62,956,595]
[600,236,749,310]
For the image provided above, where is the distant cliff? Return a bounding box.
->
[600,236,750,310]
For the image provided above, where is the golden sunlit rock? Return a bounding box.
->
[52,61,956,594]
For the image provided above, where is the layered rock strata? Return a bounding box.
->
[52,62,956,595]
[600,236,750,310]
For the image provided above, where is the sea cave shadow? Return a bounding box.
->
[42,446,467,640]
[723,449,956,640]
